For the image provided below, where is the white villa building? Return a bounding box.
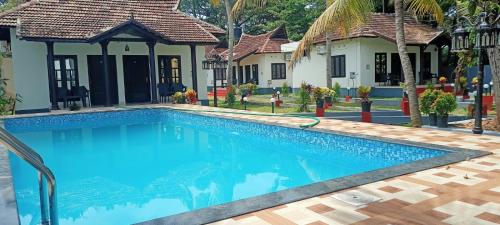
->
[283,13,449,97]
[206,26,291,94]
[0,0,224,113]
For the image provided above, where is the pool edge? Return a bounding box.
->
[134,108,490,225]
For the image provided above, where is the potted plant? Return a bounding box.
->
[312,87,326,116]
[185,88,197,104]
[419,89,440,126]
[431,92,457,128]
[439,76,447,90]
[323,87,335,108]
[457,76,467,95]
[172,91,186,104]
[296,82,312,112]
[358,86,372,112]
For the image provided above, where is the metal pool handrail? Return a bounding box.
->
[0,128,58,225]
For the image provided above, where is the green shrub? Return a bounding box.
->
[172,92,185,104]
[419,89,440,115]
[225,85,236,106]
[296,82,311,112]
[69,102,81,111]
[333,82,341,101]
[425,81,434,90]
[0,76,21,115]
[458,76,467,89]
[239,83,257,96]
[432,92,457,116]
[281,82,290,97]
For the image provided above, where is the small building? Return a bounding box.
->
[283,13,450,97]
[207,26,291,94]
[0,0,224,113]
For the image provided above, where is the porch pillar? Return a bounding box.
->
[147,41,158,103]
[237,60,242,85]
[100,40,111,107]
[419,45,425,85]
[46,42,59,110]
[190,44,198,93]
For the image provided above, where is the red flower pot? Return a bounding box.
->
[345,96,352,102]
[401,98,410,115]
[275,100,282,107]
[361,111,372,123]
[316,107,325,117]
[482,96,494,110]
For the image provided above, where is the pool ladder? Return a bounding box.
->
[0,128,58,225]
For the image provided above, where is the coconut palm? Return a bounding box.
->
[210,0,235,85]
[291,0,443,127]
[325,0,332,89]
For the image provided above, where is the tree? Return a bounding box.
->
[291,0,444,127]
[325,0,332,89]
[394,0,443,127]
[455,0,500,130]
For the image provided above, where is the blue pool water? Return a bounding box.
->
[5,109,446,225]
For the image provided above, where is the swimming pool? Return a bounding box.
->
[3,109,481,225]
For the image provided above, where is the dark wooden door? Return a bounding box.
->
[421,52,432,82]
[245,65,251,83]
[123,55,151,103]
[391,53,416,83]
[87,55,118,105]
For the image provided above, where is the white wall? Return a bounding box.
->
[207,53,292,90]
[10,30,209,111]
[291,39,361,88]
[290,37,439,89]
[10,29,50,111]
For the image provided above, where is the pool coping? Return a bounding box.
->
[0,106,491,225]
[134,108,490,225]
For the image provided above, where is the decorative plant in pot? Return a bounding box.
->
[419,89,440,126]
[323,87,335,108]
[185,88,197,104]
[431,92,457,128]
[458,76,468,98]
[312,87,326,117]
[172,91,186,104]
[439,76,447,90]
[296,82,312,112]
[358,86,372,112]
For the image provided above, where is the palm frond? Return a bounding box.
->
[290,0,374,67]
[232,0,268,17]
[405,0,444,24]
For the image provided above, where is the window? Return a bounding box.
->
[252,64,259,85]
[238,66,243,83]
[54,55,79,90]
[214,68,226,80]
[271,63,286,80]
[375,53,387,82]
[331,55,346,77]
[158,56,181,85]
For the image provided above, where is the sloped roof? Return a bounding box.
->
[223,25,290,61]
[315,13,445,45]
[0,0,225,44]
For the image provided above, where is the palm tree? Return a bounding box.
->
[291,0,443,127]
[210,0,235,85]
[325,0,332,89]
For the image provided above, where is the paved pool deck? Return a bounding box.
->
[2,104,500,225]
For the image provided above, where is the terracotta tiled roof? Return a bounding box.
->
[315,13,445,45]
[222,25,290,61]
[0,0,224,44]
